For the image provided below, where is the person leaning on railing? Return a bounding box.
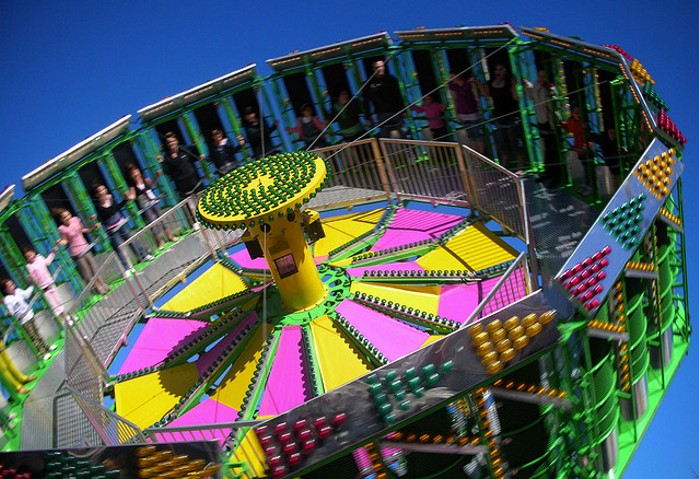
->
[0,278,56,362]
[54,207,110,295]
[91,184,154,275]
[125,163,178,250]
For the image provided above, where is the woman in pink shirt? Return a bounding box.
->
[23,246,71,323]
[54,208,109,295]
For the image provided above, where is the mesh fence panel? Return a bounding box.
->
[462,145,526,239]
[380,139,471,207]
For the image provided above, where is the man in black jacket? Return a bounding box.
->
[364,60,407,138]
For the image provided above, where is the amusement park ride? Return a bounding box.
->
[0,24,689,479]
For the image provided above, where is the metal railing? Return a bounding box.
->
[379,138,472,208]
[464,253,532,324]
[64,197,232,433]
[309,139,392,211]
[68,386,146,446]
[460,144,526,239]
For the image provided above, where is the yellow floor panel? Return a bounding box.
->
[115,364,199,430]
[229,428,268,478]
[162,263,248,312]
[417,222,517,272]
[350,282,442,316]
[313,209,385,257]
[210,327,265,412]
[310,315,373,391]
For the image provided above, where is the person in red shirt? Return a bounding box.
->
[562,105,594,196]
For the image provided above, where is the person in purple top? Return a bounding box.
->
[449,71,484,153]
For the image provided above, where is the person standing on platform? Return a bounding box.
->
[208,129,245,175]
[365,59,407,139]
[411,94,448,141]
[92,184,153,273]
[449,71,484,153]
[286,103,328,149]
[158,132,204,198]
[125,163,177,250]
[524,69,562,187]
[562,104,595,196]
[241,107,280,159]
[480,64,525,170]
[23,246,71,324]
[55,208,109,295]
[329,90,365,143]
[1,279,56,362]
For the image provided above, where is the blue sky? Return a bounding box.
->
[1,1,697,476]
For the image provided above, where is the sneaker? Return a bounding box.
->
[122,269,133,279]
[43,352,51,361]
[49,344,57,351]
[144,254,155,261]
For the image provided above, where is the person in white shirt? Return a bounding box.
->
[1,279,55,361]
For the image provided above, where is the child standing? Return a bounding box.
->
[23,246,72,324]
[1,279,56,361]
[286,103,327,149]
[412,95,448,141]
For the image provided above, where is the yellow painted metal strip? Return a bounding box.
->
[210,327,265,411]
[313,209,384,257]
[310,315,373,390]
[162,263,248,312]
[114,363,199,430]
[418,222,517,272]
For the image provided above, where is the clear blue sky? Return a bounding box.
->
[1,1,696,476]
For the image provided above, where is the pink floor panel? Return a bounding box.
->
[335,299,430,361]
[258,325,311,416]
[117,318,209,375]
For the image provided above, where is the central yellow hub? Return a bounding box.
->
[196,152,328,311]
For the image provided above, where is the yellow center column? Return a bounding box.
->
[197,151,329,312]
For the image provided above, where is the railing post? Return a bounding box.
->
[371,139,395,198]
[458,144,478,213]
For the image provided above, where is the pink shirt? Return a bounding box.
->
[58,216,90,257]
[412,102,446,129]
[26,253,56,290]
